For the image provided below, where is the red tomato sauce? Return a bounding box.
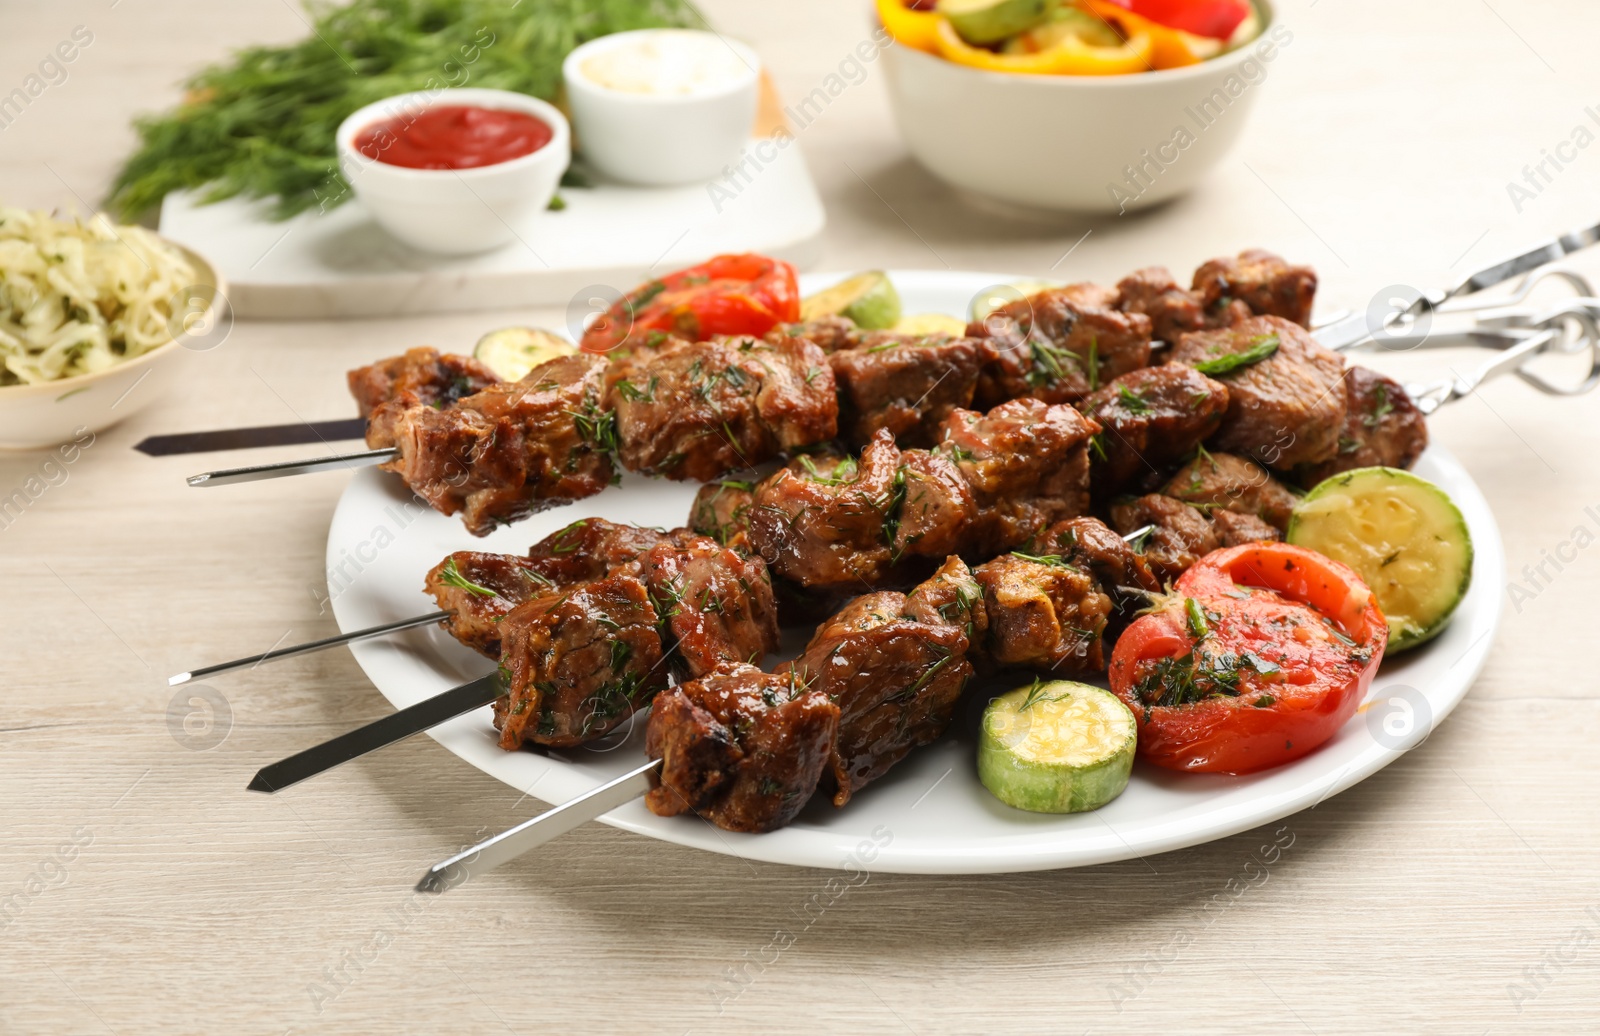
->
[354,105,554,170]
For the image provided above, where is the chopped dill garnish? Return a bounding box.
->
[438,558,495,598]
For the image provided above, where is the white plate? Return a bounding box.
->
[328,270,1505,875]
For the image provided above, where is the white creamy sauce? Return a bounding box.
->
[580,30,752,96]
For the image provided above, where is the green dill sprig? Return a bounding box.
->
[1117,384,1152,414]
[1009,551,1082,572]
[438,557,496,597]
[106,0,705,220]
[1192,334,1280,376]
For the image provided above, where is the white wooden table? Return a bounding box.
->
[2,1,1598,1032]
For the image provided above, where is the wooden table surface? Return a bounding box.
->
[4,1,1599,1033]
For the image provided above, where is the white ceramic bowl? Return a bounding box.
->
[0,242,224,450]
[882,2,1282,213]
[336,88,571,255]
[562,29,760,186]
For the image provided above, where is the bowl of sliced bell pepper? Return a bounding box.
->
[878,0,1286,213]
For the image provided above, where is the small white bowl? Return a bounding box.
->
[336,88,571,255]
[562,29,760,186]
[0,242,224,450]
[882,1,1281,213]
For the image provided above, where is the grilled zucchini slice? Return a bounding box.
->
[800,270,902,330]
[1287,466,1473,652]
[473,327,575,381]
[979,680,1136,813]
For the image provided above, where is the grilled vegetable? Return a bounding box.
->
[1098,0,1252,38]
[1287,466,1472,652]
[1110,543,1387,774]
[938,0,1057,45]
[1002,7,1123,52]
[473,327,575,381]
[969,280,1061,322]
[876,0,944,52]
[892,313,969,336]
[579,253,799,354]
[978,679,1136,813]
[933,9,1154,74]
[801,271,902,330]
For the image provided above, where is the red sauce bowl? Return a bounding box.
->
[335,89,571,255]
[353,104,556,171]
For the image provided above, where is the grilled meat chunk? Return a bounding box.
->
[1077,365,1230,495]
[601,331,693,393]
[1111,492,1282,584]
[746,434,904,590]
[971,285,1153,407]
[1030,516,1160,643]
[609,334,836,481]
[1169,316,1347,469]
[646,559,988,831]
[1294,366,1429,487]
[1211,509,1281,546]
[425,551,563,659]
[494,573,666,750]
[640,536,779,677]
[1036,517,1161,597]
[350,347,502,447]
[974,553,1115,674]
[902,555,989,640]
[645,665,840,833]
[1114,266,1209,345]
[777,314,859,353]
[745,400,1096,592]
[688,480,757,553]
[424,519,676,658]
[830,336,983,448]
[782,589,972,806]
[519,518,672,585]
[1161,451,1299,531]
[379,354,615,537]
[1192,249,1318,328]
[944,398,1097,558]
[893,448,978,559]
[1110,494,1222,585]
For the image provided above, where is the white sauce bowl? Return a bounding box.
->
[562,29,760,186]
[336,88,571,255]
[882,1,1283,213]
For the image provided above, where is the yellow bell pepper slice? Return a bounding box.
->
[934,15,1152,75]
[1081,0,1220,69]
[877,0,943,54]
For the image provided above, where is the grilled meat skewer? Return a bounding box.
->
[427,519,778,750]
[648,519,1163,833]
[340,251,1320,536]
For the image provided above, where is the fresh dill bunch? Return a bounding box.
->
[106,0,705,221]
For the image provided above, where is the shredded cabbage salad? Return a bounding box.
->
[0,207,197,387]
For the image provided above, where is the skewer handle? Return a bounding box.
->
[170,610,453,686]
[248,673,504,794]
[415,758,662,893]
[136,417,367,457]
[187,448,397,487]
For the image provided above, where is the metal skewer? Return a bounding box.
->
[248,673,505,793]
[186,293,1590,488]
[137,417,367,457]
[244,526,1156,793]
[187,448,396,488]
[415,758,661,893]
[171,610,451,686]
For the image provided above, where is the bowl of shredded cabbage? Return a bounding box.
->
[0,207,224,448]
